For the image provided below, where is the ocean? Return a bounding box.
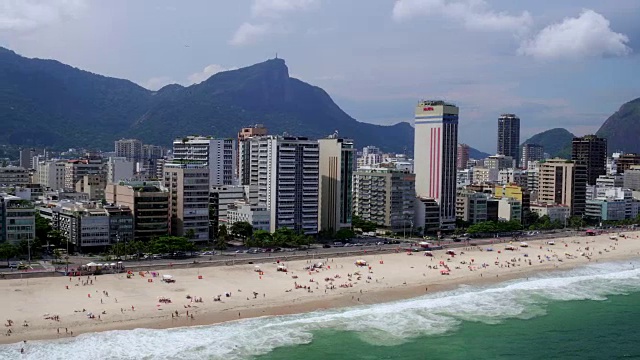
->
[2,259,639,360]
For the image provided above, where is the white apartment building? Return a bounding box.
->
[164,163,210,241]
[227,201,270,232]
[173,136,237,186]
[318,137,354,233]
[35,160,66,190]
[242,136,319,234]
[107,157,134,184]
[530,203,571,223]
[498,168,526,186]
[457,169,473,187]
[472,166,498,184]
[497,197,522,222]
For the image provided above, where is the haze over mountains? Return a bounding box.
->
[0,46,638,157]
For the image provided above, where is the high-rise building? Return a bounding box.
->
[455,190,487,224]
[0,166,30,186]
[172,136,236,186]
[521,143,544,169]
[614,153,640,174]
[35,160,66,190]
[237,125,267,181]
[105,181,169,242]
[413,100,459,230]
[538,158,588,216]
[64,158,103,190]
[572,135,607,185]
[209,185,247,238]
[241,136,319,234]
[115,139,143,162]
[353,167,415,232]
[497,114,520,167]
[318,137,354,233]
[457,144,470,170]
[163,163,210,241]
[19,148,37,169]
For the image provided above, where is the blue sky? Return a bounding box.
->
[1,0,639,153]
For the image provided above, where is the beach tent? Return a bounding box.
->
[110,263,116,266]
[86,262,97,267]
[520,242,529,247]
[162,275,173,280]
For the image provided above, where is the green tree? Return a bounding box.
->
[0,243,18,266]
[335,228,354,241]
[230,221,254,243]
[185,229,196,240]
[252,230,272,248]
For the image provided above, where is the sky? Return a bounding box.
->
[1,0,639,153]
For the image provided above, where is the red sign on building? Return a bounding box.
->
[423,107,434,111]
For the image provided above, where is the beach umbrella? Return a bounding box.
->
[110,263,116,266]
[86,262,97,266]
[97,263,103,267]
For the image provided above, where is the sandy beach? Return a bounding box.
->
[2,231,639,345]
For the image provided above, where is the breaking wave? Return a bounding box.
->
[2,260,639,360]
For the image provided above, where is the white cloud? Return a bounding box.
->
[188,64,237,85]
[392,0,532,33]
[229,22,273,46]
[0,0,87,31]
[142,77,175,91]
[251,0,319,18]
[230,0,320,46]
[518,9,631,59]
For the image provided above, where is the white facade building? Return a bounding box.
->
[172,136,237,186]
[35,160,66,190]
[107,157,134,184]
[227,201,271,232]
[242,136,319,234]
[413,100,459,230]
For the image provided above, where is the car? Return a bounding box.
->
[322,244,332,248]
[333,242,344,247]
[201,251,215,256]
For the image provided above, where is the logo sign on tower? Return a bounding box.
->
[423,107,434,111]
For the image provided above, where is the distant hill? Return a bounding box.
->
[469,147,490,159]
[521,128,574,158]
[596,97,640,154]
[0,47,413,153]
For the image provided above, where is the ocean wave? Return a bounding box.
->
[2,260,640,360]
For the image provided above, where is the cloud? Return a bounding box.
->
[230,0,320,46]
[229,22,273,46]
[142,77,175,91]
[0,0,87,31]
[251,0,319,18]
[518,9,631,59]
[392,0,532,33]
[188,64,237,85]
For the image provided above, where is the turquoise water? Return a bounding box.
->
[257,292,640,360]
[1,260,639,360]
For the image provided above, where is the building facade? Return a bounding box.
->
[0,194,35,245]
[173,136,237,186]
[318,137,354,233]
[115,139,143,162]
[0,166,30,186]
[163,163,210,241]
[35,160,66,190]
[413,100,458,230]
[353,168,415,232]
[457,144,470,170]
[227,201,271,232]
[456,190,488,224]
[572,135,607,185]
[497,114,520,167]
[521,144,544,170]
[105,181,169,242]
[538,158,588,216]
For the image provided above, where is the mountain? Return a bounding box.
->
[468,147,490,159]
[521,128,574,158]
[596,97,640,153]
[0,47,413,153]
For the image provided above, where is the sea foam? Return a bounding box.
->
[2,260,639,360]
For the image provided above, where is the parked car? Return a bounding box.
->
[322,244,332,248]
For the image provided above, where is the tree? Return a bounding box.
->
[185,229,196,240]
[0,243,18,266]
[335,228,354,241]
[230,222,254,243]
[568,216,585,229]
[252,230,272,248]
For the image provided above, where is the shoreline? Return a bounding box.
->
[2,233,639,345]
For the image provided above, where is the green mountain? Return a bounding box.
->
[596,97,640,153]
[0,47,415,152]
[521,128,574,158]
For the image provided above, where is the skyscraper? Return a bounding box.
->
[318,137,354,233]
[521,143,544,170]
[497,114,520,167]
[172,136,237,186]
[571,135,607,185]
[115,139,143,162]
[457,143,470,170]
[538,158,587,216]
[414,100,459,230]
[242,135,319,234]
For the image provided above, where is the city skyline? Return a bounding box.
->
[0,1,638,152]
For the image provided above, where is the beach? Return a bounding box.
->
[2,232,639,345]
